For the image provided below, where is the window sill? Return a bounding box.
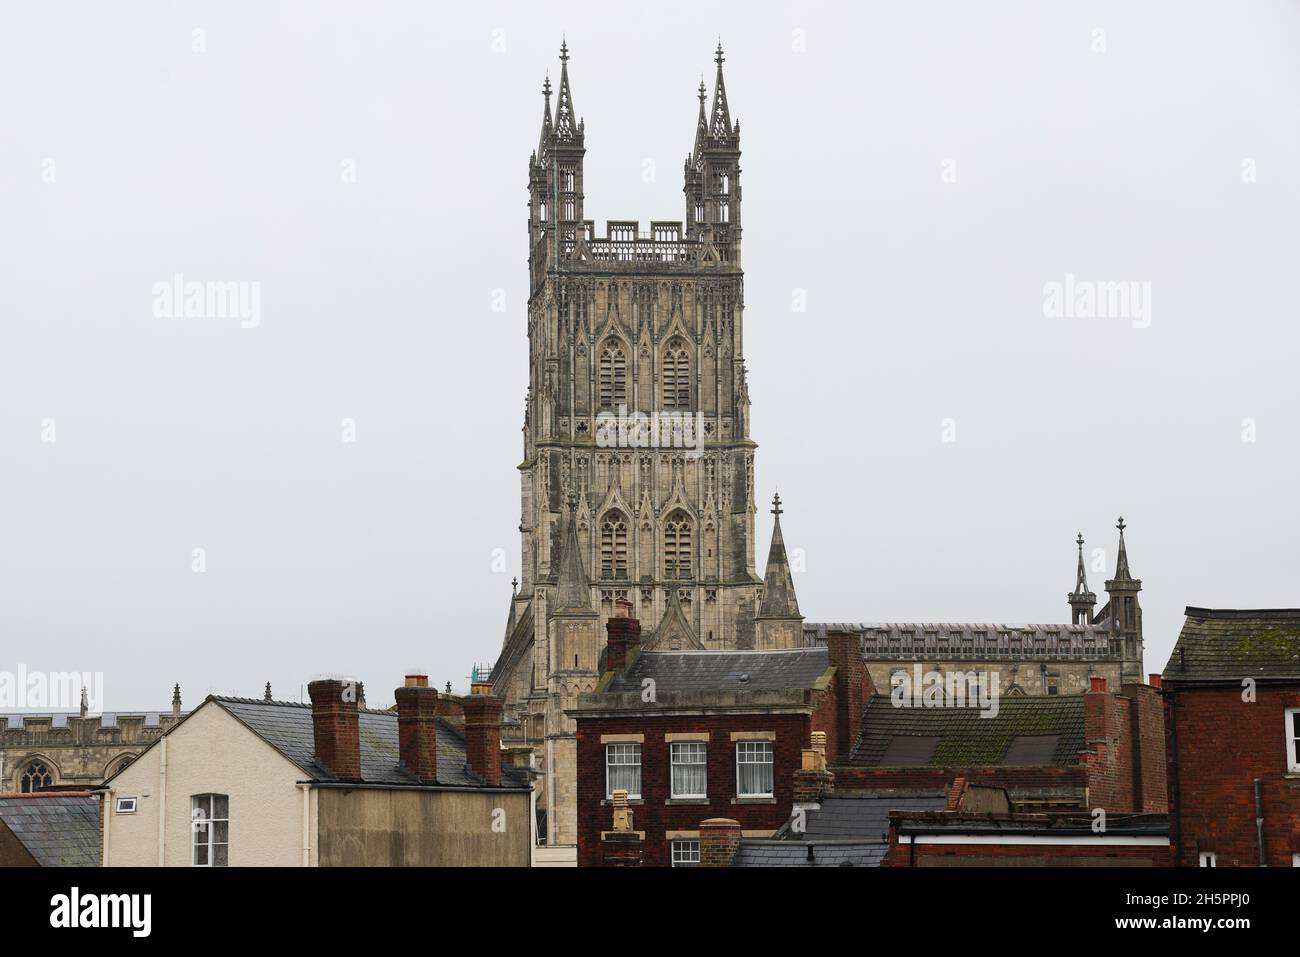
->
[666,798,709,806]
[732,796,776,805]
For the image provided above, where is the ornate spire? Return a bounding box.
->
[758,492,801,619]
[554,39,580,143]
[537,74,553,153]
[691,74,708,160]
[553,487,592,611]
[264,681,272,701]
[1113,516,1133,581]
[1072,533,1090,595]
[171,683,182,718]
[709,42,733,141]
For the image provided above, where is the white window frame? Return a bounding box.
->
[669,742,708,799]
[671,840,701,867]
[191,793,229,867]
[1199,851,1216,867]
[1285,708,1300,772]
[1293,852,1300,868]
[735,740,775,798]
[605,743,642,800]
[114,797,137,814]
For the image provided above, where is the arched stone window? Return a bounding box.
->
[662,338,691,409]
[600,510,628,580]
[19,760,53,793]
[664,510,693,579]
[598,340,627,408]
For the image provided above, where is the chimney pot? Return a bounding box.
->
[404,673,429,688]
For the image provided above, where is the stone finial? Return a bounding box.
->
[611,789,634,832]
[264,682,272,702]
[171,683,182,717]
[79,686,88,718]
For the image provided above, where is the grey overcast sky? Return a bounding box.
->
[1,1,1297,711]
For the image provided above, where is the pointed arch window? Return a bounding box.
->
[598,340,627,408]
[662,338,692,409]
[664,510,693,579]
[600,510,629,580]
[20,760,53,793]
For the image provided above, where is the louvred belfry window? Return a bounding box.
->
[600,511,628,580]
[662,339,691,408]
[599,341,627,408]
[664,510,693,579]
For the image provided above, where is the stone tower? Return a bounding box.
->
[516,41,760,652]
[1103,517,1144,684]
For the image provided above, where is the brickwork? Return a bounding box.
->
[1165,683,1300,866]
[575,709,823,867]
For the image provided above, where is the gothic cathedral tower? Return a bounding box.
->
[516,42,760,652]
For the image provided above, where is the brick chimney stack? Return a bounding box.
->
[307,679,361,781]
[605,599,641,673]
[1083,674,1111,755]
[462,693,504,786]
[826,628,870,764]
[1148,673,1162,689]
[699,818,742,867]
[394,674,439,783]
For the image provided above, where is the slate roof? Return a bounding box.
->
[0,793,100,866]
[849,695,1086,768]
[213,697,529,789]
[733,840,887,867]
[1163,607,1300,683]
[776,792,948,843]
[605,648,830,694]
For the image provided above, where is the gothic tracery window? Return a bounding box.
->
[599,340,627,408]
[600,510,628,580]
[662,338,691,409]
[664,510,693,579]
[20,760,53,793]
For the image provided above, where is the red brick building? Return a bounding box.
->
[1161,607,1300,867]
[569,616,870,866]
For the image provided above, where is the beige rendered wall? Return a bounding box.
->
[317,787,530,866]
[102,702,316,867]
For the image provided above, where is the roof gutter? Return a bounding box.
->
[298,780,530,794]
